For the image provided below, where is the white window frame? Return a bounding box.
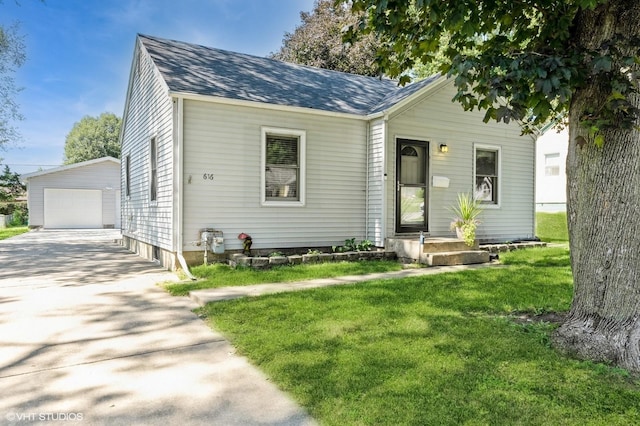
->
[149,136,158,204]
[261,127,306,207]
[125,154,131,198]
[544,152,561,176]
[473,143,502,208]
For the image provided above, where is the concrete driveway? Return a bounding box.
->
[0,230,315,425]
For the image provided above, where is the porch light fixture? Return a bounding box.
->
[439,144,449,153]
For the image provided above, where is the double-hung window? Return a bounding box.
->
[150,137,157,202]
[474,144,501,206]
[261,127,306,206]
[544,153,560,176]
[125,154,131,197]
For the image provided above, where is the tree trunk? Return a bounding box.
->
[552,0,640,374]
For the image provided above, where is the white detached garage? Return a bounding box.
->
[23,157,121,229]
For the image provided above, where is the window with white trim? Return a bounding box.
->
[125,155,131,197]
[150,137,157,202]
[261,127,305,205]
[474,145,501,205]
[544,153,560,176]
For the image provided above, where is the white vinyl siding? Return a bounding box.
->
[120,39,174,250]
[386,83,535,242]
[366,119,386,246]
[181,100,368,251]
[25,159,120,228]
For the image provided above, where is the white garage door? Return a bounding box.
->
[44,188,103,229]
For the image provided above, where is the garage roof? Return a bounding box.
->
[21,157,120,180]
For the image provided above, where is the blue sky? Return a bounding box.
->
[1,0,316,174]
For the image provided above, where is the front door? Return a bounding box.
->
[396,139,429,233]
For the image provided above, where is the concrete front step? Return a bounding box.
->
[422,238,478,253]
[387,237,480,264]
[427,250,490,266]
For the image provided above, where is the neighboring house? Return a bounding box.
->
[536,128,568,212]
[120,34,537,269]
[23,157,121,229]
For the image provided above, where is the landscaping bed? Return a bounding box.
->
[228,250,397,269]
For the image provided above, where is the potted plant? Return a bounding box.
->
[449,193,482,247]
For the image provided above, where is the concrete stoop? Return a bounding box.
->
[387,237,490,266]
[427,250,490,266]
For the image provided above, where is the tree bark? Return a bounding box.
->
[552,0,640,374]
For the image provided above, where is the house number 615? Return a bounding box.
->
[203,173,214,181]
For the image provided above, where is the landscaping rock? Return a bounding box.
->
[317,253,334,263]
[333,253,349,262]
[269,256,289,266]
[288,255,303,265]
[344,252,359,261]
[302,254,319,263]
[368,251,385,260]
[251,257,270,269]
[229,253,247,268]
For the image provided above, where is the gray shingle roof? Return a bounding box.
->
[139,34,439,116]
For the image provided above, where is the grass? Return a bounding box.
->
[165,260,403,296]
[536,212,569,242]
[0,226,29,240]
[196,247,640,425]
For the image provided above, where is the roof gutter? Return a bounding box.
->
[168,91,371,121]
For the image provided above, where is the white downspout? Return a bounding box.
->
[365,121,370,243]
[381,115,388,248]
[174,96,196,280]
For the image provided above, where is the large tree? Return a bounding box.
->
[343,0,640,373]
[0,22,25,148]
[271,0,381,76]
[63,112,122,164]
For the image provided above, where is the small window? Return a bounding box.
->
[261,127,306,206]
[474,145,501,205]
[150,137,157,202]
[545,153,560,176]
[125,155,131,197]
[401,146,419,157]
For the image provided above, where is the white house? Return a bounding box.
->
[536,128,568,212]
[23,157,121,229]
[120,34,537,269]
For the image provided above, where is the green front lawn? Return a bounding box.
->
[536,212,569,242]
[197,247,639,425]
[165,260,403,296]
[0,226,29,240]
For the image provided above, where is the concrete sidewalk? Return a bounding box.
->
[0,230,315,425]
[190,262,501,306]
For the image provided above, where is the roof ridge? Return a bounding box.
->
[138,33,396,86]
[137,34,440,116]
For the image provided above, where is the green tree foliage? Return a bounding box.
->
[271,0,381,76]
[0,163,25,202]
[344,0,639,135]
[0,21,26,148]
[63,112,122,164]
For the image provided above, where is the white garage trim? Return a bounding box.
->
[44,188,103,229]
